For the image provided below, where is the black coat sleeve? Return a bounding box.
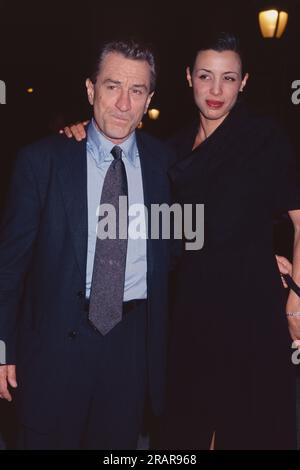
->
[264,122,300,215]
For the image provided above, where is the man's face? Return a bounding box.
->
[86,52,153,143]
[186,49,249,124]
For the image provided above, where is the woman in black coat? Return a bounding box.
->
[162,32,300,450]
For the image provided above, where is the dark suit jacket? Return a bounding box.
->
[0,131,173,431]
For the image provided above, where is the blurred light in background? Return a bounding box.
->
[148,108,160,120]
[259,9,288,38]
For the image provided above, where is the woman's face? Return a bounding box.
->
[187,49,249,124]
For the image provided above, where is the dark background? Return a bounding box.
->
[1,0,300,448]
[1,1,300,142]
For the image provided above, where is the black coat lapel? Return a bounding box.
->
[168,101,250,186]
[167,119,199,163]
[57,138,88,283]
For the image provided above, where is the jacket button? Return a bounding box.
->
[68,330,77,338]
[77,291,84,298]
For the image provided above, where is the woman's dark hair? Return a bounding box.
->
[89,39,157,92]
[190,32,246,76]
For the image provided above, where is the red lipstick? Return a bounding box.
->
[206,100,224,109]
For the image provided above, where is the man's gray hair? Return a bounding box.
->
[90,39,157,93]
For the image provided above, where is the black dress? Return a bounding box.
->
[162,103,299,449]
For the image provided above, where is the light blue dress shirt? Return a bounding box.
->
[85,119,147,301]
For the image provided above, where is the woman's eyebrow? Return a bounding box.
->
[196,68,239,75]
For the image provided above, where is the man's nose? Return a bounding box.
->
[116,90,131,111]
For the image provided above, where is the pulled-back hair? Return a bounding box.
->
[190,32,246,76]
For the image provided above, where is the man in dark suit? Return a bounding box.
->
[0,39,173,449]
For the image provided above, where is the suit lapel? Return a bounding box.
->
[58,138,88,283]
[136,132,158,208]
[136,132,165,283]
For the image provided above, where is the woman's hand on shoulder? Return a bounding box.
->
[59,120,89,141]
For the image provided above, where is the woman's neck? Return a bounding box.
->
[192,112,228,150]
[200,112,228,138]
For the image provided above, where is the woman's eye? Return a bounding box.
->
[198,74,210,80]
[224,76,236,82]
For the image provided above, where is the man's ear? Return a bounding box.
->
[144,91,154,114]
[240,72,249,92]
[186,67,193,88]
[86,78,95,105]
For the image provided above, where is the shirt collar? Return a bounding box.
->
[87,118,138,167]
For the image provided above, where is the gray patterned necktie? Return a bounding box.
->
[88,145,128,335]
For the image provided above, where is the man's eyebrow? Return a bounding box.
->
[103,79,121,85]
[103,79,148,90]
[131,84,148,90]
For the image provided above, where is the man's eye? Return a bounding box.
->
[107,85,117,90]
[132,89,143,95]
